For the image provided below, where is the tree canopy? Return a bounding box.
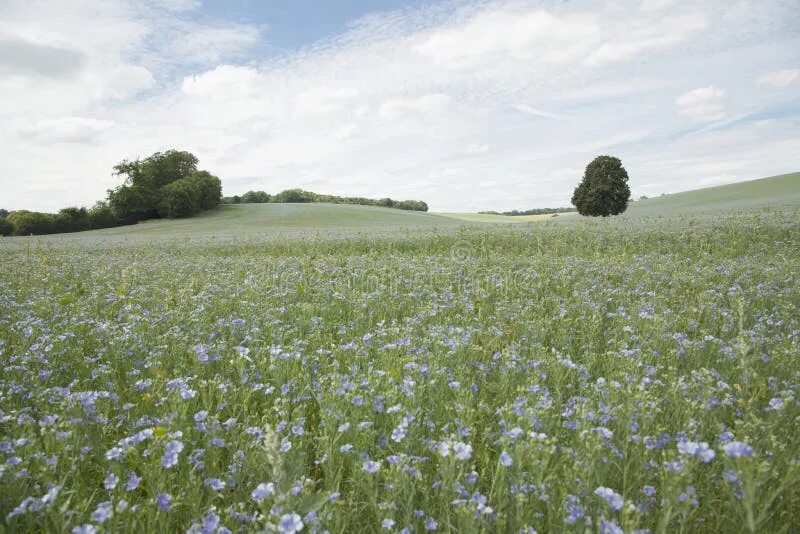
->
[571,156,631,217]
[108,150,220,222]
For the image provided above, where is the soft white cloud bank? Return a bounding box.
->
[675,87,727,122]
[1,0,799,212]
[758,69,799,88]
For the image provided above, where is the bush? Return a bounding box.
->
[0,217,13,236]
[7,211,58,235]
[241,191,270,203]
[571,155,631,217]
[88,202,118,229]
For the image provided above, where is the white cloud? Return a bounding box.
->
[415,9,598,70]
[378,94,450,120]
[0,0,798,212]
[295,88,360,115]
[675,87,727,122]
[19,117,115,144]
[758,68,799,87]
[513,104,560,119]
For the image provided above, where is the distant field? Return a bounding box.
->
[436,212,574,223]
[15,203,463,243]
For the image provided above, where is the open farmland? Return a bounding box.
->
[1,197,799,533]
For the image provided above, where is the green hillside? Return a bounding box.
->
[25,203,461,241]
[624,171,800,217]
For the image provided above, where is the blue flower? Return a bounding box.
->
[363,460,381,474]
[677,441,715,463]
[594,486,624,512]
[382,518,396,529]
[91,501,113,523]
[453,442,472,461]
[202,510,220,533]
[125,472,141,491]
[723,441,753,458]
[424,517,438,531]
[156,493,171,511]
[277,513,304,534]
[599,519,624,534]
[768,398,784,410]
[104,473,119,490]
[499,451,513,467]
[252,482,275,502]
[564,494,584,525]
[162,440,184,468]
[205,478,226,491]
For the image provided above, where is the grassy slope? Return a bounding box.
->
[623,171,800,217]
[35,203,463,241]
[439,172,800,222]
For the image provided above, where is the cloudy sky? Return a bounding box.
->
[1,0,798,212]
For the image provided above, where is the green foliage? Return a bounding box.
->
[157,171,222,218]
[113,150,198,191]
[6,210,57,235]
[0,208,9,218]
[240,190,271,203]
[0,216,13,236]
[55,207,91,233]
[88,201,118,230]
[106,150,221,222]
[572,155,631,216]
[225,189,428,211]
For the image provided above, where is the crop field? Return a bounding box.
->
[1,199,799,533]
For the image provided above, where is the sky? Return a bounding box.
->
[1,0,798,212]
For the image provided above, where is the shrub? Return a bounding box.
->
[0,217,13,236]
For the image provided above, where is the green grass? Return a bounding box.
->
[624,172,800,217]
[27,203,463,242]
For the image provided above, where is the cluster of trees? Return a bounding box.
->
[0,150,222,236]
[0,204,117,236]
[223,188,428,212]
[107,151,221,221]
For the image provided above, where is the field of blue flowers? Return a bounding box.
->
[1,209,798,533]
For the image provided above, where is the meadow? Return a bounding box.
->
[1,176,799,533]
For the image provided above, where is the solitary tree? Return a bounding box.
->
[571,156,631,216]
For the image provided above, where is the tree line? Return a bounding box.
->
[0,150,222,236]
[222,189,429,212]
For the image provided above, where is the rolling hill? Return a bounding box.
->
[622,171,800,217]
[4,172,797,243]
[26,202,462,241]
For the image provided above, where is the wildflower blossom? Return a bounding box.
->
[277,513,304,534]
[252,482,275,502]
[723,441,753,458]
[595,486,624,511]
[363,460,381,474]
[162,440,184,468]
